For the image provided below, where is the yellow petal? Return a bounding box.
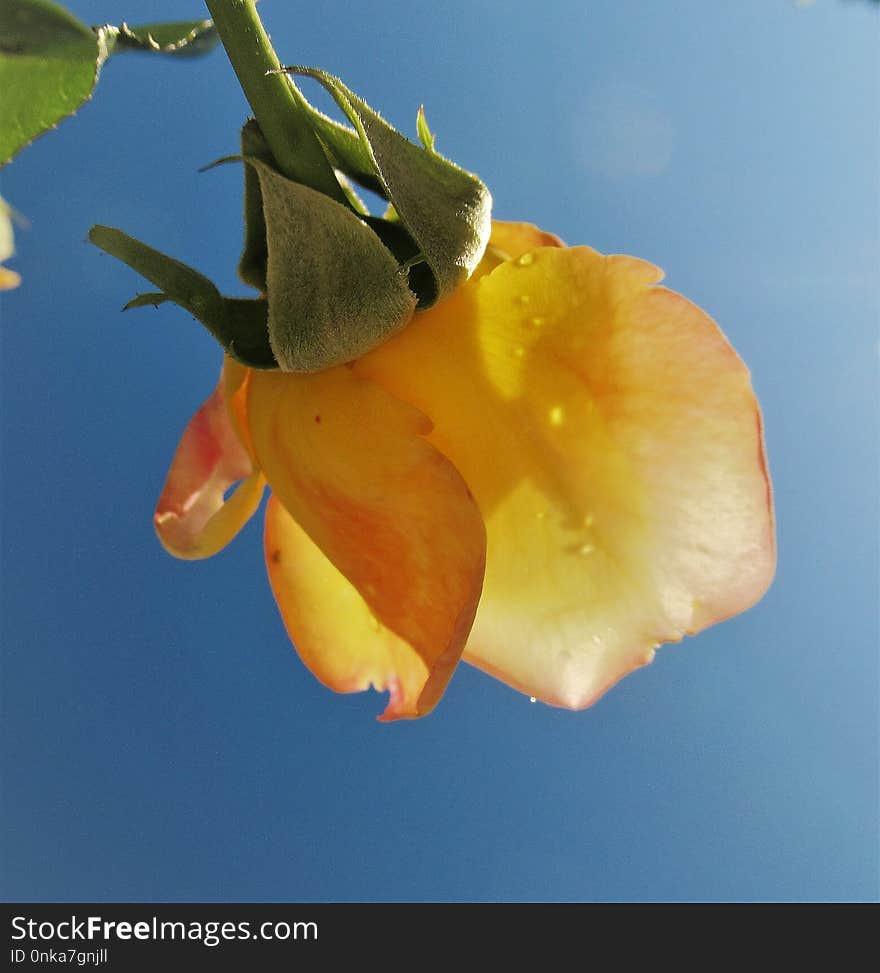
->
[155,359,265,560]
[0,197,21,290]
[265,498,440,720]
[0,267,21,290]
[357,239,775,709]
[475,221,565,279]
[248,366,486,719]
[489,220,565,259]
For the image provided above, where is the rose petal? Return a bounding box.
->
[474,221,565,280]
[0,199,21,291]
[265,498,442,720]
[248,366,486,719]
[155,359,264,559]
[0,267,20,290]
[489,220,565,259]
[357,234,775,708]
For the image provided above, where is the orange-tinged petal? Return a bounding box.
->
[489,220,565,259]
[222,356,257,461]
[0,267,20,290]
[357,242,775,709]
[155,359,265,560]
[265,497,440,720]
[248,366,486,719]
[475,221,565,279]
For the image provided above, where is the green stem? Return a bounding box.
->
[204,0,345,202]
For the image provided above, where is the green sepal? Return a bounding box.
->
[238,120,273,293]
[416,106,436,152]
[0,1,216,166]
[244,158,417,372]
[88,225,277,369]
[292,103,387,199]
[334,172,370,217]
[235,120,373,293]
[281,66,492,307]
[123,292,169,309]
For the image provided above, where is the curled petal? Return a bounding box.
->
[489,220,565,259]
[248,366,486,719]
[358,235,775,709]
[155,360,264,559]
[475,221,565,279]
[265,498,443,720]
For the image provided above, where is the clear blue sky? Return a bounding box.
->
[2,0,878,901]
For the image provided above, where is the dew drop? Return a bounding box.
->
[517,294,531,305]
[512,345,525,359]
[536,510,546,520]
[579,544,595,556]
[516,252,534,267]
[582,513,594,528]
[549,405,565,426]
[531,316,545,328]
[529,696,537,704]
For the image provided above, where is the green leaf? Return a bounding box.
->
[88,225,277,369]
[282,67,492,308]
[0,1,217,166]
[245,158,417,372]
[98,19,218,58]
[0,0,100,166]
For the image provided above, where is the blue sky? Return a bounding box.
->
[1,0,878,901]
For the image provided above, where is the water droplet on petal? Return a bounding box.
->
[517,294,531,305]
[529,696,537,703]
[582,513,594,528]
[531,316,545,328]
[512,345,525,358]
[516,252,534,267]
[549,405,565,426]
[579,544,595,556]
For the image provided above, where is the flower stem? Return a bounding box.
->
[204,0,344,201]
